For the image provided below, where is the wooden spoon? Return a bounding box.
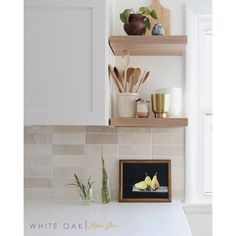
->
[136,70,150,93]
[122,50,130,92]
[129,68,141,92]
[114,67,124,88]
[133,68,141,86]
[108,64,123,92]
[127,67,135,81]
[126,67,135,92]
[142,71,150,84]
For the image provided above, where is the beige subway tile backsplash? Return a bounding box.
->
[118,127,151,133]
[152,145,184,156]
[118,132,151,144]
[86,126,117,133]
[170,145,185,155]
[24,126,52,134]
[24,144,52,156]
[152,145,171,156]
[152,156,184,167]
[152,127,184,135]
[152,134,184,145]
[152,134,170,145]
[51,178,74,188]
[53,126,85,133]
[24,133,52,144]
[53,167,82,178]
[53,144,84,155]
[24,178,51,188]
[53,132,85,144]
[53,155,84,167]
[119,144,152,157]
[24,188,53,199]
[52,188,80,200]
[24,166,51,178]
[24,155,51,167]
[86,133,118,144]
[24,126,186,201]
[84,144,118,156]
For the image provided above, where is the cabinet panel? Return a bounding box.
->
[25,0,109,125]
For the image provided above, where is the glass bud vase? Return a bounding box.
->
[101,147,111,203]
[80,187,94,205]
[102,178,111,204]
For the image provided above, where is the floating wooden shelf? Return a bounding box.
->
[110,117,188,127]
[109,35,187,56]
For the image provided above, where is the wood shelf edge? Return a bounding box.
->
[109,35,188,43]
[109,35,187,56]
[109,118,188,127]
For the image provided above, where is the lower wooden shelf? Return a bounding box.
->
[110,117,188,127]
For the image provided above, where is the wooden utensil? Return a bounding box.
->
[134,69,146,93]
[114,67,124,88]
[135,70,150,93]
[122,50,130,92]
[127,67,135,81]
[133,68,141,85]
[142,71,150,84]
[130,68,141,92]
[108,64,123,92]
[126,67,135,92]
[127,72,134,92]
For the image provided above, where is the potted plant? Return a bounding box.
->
[120,7,157,35]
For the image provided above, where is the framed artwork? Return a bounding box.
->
[119,160,171,202]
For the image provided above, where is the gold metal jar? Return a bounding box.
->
[151,93,170,118]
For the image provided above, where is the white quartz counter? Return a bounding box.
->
[24,200,192,236]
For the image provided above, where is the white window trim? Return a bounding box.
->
[185,3,212,204]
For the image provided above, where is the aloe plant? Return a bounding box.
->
[120,7,157,30]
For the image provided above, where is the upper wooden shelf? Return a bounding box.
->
[110,117,188,127]
[109,35,187,56]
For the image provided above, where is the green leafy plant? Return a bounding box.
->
[120,7,157,30]
[67,174,95,200]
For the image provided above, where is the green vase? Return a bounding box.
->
[101,147,111,203]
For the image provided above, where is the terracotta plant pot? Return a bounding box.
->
[124,14,146,35]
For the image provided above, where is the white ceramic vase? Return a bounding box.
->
[118,93,138,117]
[156,87,182,117]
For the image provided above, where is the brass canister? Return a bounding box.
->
[151,93,170,118]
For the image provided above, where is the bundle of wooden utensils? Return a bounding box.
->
[108,51,150,93]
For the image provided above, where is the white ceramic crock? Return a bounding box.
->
[118,93,138,117]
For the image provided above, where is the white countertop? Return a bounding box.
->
[24,200,192,236]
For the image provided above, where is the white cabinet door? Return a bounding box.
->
[25,0,109,125]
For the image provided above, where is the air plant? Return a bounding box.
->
[67,173,95,201]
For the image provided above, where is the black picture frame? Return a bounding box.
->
[119,160,172,202]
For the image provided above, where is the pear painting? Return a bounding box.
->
[134,172,160,191]
[120,160,170,201]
